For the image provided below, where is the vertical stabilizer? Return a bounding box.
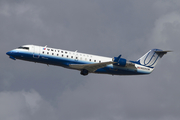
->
[137,49,170,68]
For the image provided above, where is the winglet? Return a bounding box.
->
[114,55,121,62]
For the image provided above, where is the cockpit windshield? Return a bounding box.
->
[17,46,29,50]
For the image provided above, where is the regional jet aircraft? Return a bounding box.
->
[6,45,170,76]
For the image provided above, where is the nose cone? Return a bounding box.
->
[6,51,11,56]
[6,50,16,60]
[6,50,17,56]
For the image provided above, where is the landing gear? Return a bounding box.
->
[80,69,89,76]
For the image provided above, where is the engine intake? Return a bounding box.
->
[113,56,127,67]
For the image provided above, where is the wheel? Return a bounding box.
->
[80,69,89,76]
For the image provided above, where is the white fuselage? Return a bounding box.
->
[6,45,154,76]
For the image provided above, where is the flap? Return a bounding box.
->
[69,61,115,72]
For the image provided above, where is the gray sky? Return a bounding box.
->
[1,0,180,120]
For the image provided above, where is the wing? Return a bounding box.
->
[69,61,115,72]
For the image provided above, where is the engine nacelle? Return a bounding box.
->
[113,57,127,67]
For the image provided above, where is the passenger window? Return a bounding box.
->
[42,51,44,54]
[62,54,63,57]
[71,56,73,58]
[47,49,50,51]
[57,54,59,56]
[65,52,67,54]
[99,61,101,63]
[94,60,96,62]
[89,59,91,61]
[52,53,54,55]
[51,49,53,51]
[67,55,68,58]
[76,57,78,59]
[47,52,49,54]
[61,51,63,53]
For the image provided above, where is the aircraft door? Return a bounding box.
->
[75,50,78,61]
[32,46,40,58]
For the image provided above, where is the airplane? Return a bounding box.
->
[6,45,170,76]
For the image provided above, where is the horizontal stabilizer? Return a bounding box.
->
[155,50,172,58]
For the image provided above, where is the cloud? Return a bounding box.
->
[1,0,180,120]
[153,0,180,15]
[151,12,180,48]
[0,90,57,120]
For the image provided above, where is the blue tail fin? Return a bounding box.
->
[137,49,170,68]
